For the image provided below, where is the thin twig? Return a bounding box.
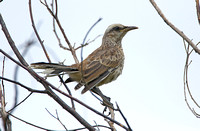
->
[0,77,47,93]
[29,0,51,63]
[8,113,52,130]
[74,34,102,51]
[150,0,200,54]
[8,92,33,113]
[81,18,102,62]
[58,75,75,110]
[0,14,28,66]
[1,56,5,106]
[51,0,69,51]
[0,57,12,131]
[69,125,112,131]
[116,102,132,131]
[41,0,79,64]
[183,41,200,117]
[54,0,58,18]
[12,40,36,114]
[45,109,68,130]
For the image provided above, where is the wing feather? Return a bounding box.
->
[77,46,124,93]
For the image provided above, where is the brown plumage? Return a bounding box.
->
[31,24,138,94]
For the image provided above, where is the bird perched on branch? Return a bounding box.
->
[31,24,138,105]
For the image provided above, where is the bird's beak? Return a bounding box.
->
[125,26,138,31]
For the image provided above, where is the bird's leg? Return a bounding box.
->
[91,87,114,109]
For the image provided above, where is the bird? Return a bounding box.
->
[31,24,138,105]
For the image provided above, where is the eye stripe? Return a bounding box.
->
[113,26,121,31]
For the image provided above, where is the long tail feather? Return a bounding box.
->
[30,62,78,76]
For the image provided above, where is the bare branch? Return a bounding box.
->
[149,0,200,54]
[41,0,79,64]
[183,41,200,117]
[1,56,5,106]
[0,57,12,131]
[58,75,75,110]
[29,0,51,63]
[8,93,33,113]
[12,40,36,114]
[0,14,28,66]
[75,34,102,51]
[8,113,52,131]
[0,76,47,94]
[81,18,102,62]
[50,0,70,51]
[70,124,112,131]
[45,109,68,130]
[116,102,132,131]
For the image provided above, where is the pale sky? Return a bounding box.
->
[1,0,200,131]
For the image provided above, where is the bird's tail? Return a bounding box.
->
[30,62,79,77]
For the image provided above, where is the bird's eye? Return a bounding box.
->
[113,26,121,31]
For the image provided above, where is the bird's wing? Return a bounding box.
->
[76,46,124,93]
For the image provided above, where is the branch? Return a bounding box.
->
[12,40,36,114]
[50,0,70,51]
[41,0,79,64]
[8,92,33,113]
[0,77,47,94]
[69,124,112,131]
[45,109,68,130]
[80,18,102,62]
[149,0,200,54]
[29,0,51,63]
[0,14,28,66]
[0,58,12,131]
[0,13,95,130]
[8,113,52,131]
[183,40,200,117]
[116,102,132,130]
[58,75,75,110]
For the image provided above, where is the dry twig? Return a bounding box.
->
[45,109,68,130]
[150,0,200,118]
[0,57,12,131]
[40,0,79,64]
[29,0,51,62]
[183,40,200,117]
[150,0,200,54]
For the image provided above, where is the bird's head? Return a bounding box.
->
[103,24,138,45]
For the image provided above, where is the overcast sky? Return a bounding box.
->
[1,0,200,131]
